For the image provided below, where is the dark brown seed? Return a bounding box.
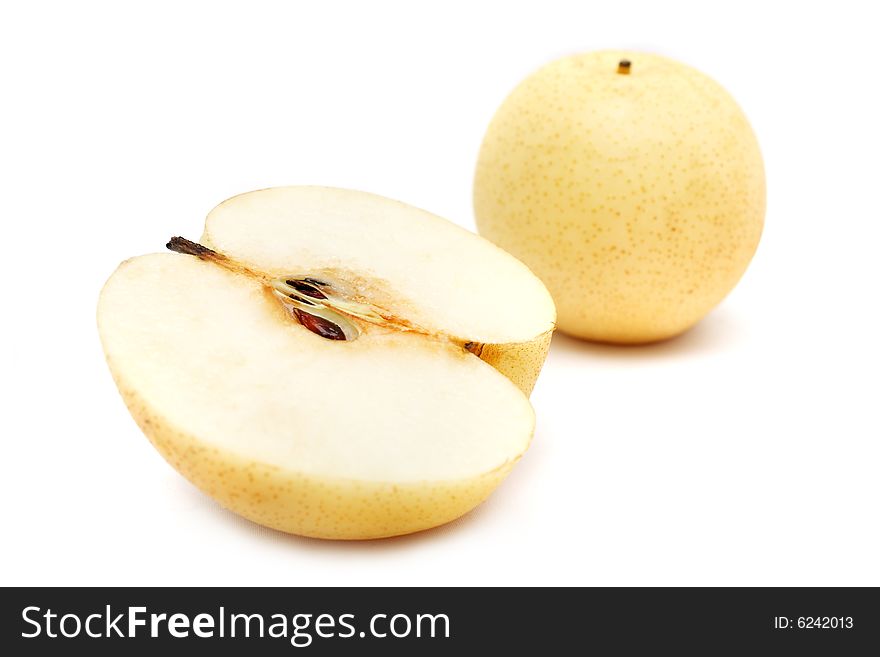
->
[287,280,327,299]
[293,308,347,340]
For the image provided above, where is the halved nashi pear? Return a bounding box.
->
[98,187,555,539]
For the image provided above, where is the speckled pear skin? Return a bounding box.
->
[111,372,525,540]
[478,329,553,396]
[474,50,765,343]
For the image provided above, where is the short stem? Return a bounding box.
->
[166,236,222,260]
[617,59,631,75]
[166,236,267,282]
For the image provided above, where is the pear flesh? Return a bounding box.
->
[98,187,555,539]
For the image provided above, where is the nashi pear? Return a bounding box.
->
[98,187,555,539]
[474,51,765,342]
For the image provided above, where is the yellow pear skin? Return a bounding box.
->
[474,50,765,343]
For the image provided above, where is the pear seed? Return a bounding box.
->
[293,308,348,341]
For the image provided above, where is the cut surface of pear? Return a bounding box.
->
[203,186,556,392]
[98,187,554,539]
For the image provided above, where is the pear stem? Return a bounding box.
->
[166,236,268,282]
[167,236,222,260]
[617,59,631,75]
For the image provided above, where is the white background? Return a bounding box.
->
[2,0,878,586]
